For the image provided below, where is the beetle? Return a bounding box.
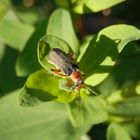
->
[48,48,84,89]
[48,48,109,104]
[47,48,107,102]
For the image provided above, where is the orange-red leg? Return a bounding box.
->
[77,84,84,91]
[66,79,74,87]
[50,69,66,77]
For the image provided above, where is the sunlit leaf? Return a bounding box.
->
[0,90,90,140]
[80,25,140,86]
[0,10,34,51]
[135,82,140,95]
[47,8,79,54]
[19,69,76,107]
[98,25,140,53]
[37,35,73,72]
[72,0,126,14]
[0,0,10,20]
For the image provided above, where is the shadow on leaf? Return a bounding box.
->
[19,86,57,107]
[80,35,119,77]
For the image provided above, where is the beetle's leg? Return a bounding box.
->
[77,84,84,91]
[66,79,74,87]
[50,69,66,77]
[51,68,61,72]
[69,53,76,60]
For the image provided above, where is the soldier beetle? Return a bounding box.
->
[47,48,107,102]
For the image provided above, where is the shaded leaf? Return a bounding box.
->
[15,20,47,77]
[80,35,118,86]
[0,90,90,140]
[0,47,26,94]
[98,42,140,98]
[47,8,79,54]
[80,25,140,86]
[19,10,40,25]
[0,42,5,63]
[67,95,108,127]
[19,87,56,107]
[77,35,93,62]
[122,121,140,140]
[108,96,140,117]
[107,123,132,140]
[55,0,70,9]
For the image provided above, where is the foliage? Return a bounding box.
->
[0,0,140,140]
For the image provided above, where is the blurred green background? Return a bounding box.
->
[0,0,140,140]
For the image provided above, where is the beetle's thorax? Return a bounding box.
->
[70,70,83,86]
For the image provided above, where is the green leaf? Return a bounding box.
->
[122,121,140,139]
[0,47,26,94]
[80,34,118,86]
[19,86,56,107]
[0,0,10,20]
[98,25,140,53]
[136,82,140,95]
[107,123,132,140]
[0,90,90,140]
[15,20,47,77]
[0,42,5,63]
[0,10,35,51]
[98,42,140,98]
[67,95,108,127]
[59,79,75,92]
[80,25,140,86]
[18,10,40,25]
[77,35,93,62]
[108,96,140,117]
[19,69,76,107]
[55,0,70,9]
[72,0,126,14]
[47,8,79,54]
[37,35,73,72]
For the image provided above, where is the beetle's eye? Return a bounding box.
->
[64,68,73,76]
[71,64,78,70]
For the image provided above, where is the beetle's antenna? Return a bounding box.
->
[83,85,109,104]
